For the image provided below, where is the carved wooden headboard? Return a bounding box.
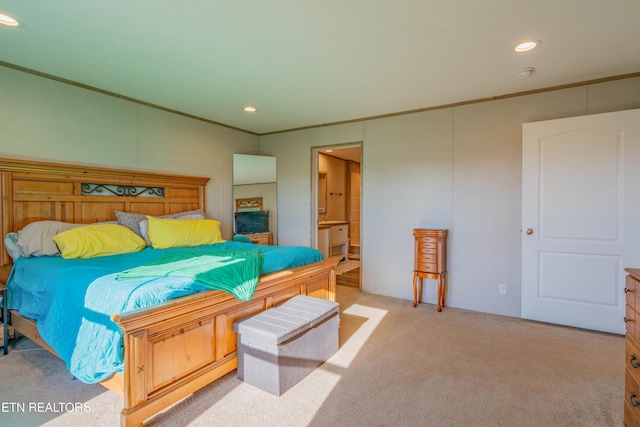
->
[0,157,210,266]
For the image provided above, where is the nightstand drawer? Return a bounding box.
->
[627,338,640,384]
[418,245,437,254]
[416,262,437,273]
[626,370,640,426]
[417,238,438,247]
[417,254,438,264]
[625,399,640,427]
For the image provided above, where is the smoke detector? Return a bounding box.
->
[516,67,535,79]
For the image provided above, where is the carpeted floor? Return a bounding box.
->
[0,286,624,427]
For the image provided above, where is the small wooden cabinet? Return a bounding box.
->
[412,229,447,311]
[625,268,640,426]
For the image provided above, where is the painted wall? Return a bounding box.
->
[261,76,640,317]
[0,66,260,238]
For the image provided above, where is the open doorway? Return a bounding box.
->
[311,143,362,290]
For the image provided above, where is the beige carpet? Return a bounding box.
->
[0,286,624,427]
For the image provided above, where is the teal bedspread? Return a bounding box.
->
[7,241,322,383]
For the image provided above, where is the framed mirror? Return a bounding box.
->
[233,154,277,244]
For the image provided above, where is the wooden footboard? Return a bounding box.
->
[114,255,338,427]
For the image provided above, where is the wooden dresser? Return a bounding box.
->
[412,229,448,311]
[625,268,640,426]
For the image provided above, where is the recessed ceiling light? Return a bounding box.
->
[515,40,541,52]
[325,150,333,153]
[0,13,19,27]
[243,106,257,112]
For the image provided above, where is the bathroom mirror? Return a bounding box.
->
[233,154,277,244]
[318,172,327,216]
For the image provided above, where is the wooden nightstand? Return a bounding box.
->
[412,229,448,311]
[0,283,7,355]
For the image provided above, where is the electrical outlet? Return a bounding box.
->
[499,283,507,295]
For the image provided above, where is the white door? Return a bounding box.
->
[522,109,640,334]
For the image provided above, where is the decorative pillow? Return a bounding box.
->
[116,209,205,240]
[162,209,205,219]
[139,213,204,246]
[17,220,82,257]
[4,232,22,261]
[146,217,225,249]
[114,211,147,238]
[53,224,146,259]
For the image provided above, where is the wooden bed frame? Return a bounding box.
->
[0,157,338,427]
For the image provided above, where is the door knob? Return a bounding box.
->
[525,228,534,235]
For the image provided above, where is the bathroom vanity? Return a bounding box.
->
[318,221,349,260]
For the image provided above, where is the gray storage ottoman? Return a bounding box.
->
[232,295,339,395]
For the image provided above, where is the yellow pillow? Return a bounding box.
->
[146,217,225,249]
[53,224,146,259]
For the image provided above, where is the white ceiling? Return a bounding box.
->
[1,1,639,135]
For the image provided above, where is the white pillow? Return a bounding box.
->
[16,220,82,257]
[4,232,22,261]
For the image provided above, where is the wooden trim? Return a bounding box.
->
[3,60,637,137]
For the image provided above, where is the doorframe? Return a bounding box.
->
[310,142,363,254]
